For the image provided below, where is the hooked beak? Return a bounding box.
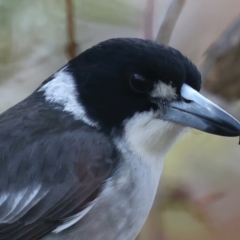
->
[154,84,240,137]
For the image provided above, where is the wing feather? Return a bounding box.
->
[0,99,117,240]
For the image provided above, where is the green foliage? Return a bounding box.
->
[0,0,141,81]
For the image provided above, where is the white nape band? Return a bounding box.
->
[38,69,98,127]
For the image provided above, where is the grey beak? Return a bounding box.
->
[157,84,240,137]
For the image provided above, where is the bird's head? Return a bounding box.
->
[42,38,240,154]
[68,38,239,132]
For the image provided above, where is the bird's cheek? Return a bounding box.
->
[123,111,185,158]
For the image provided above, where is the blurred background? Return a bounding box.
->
[0,0,240,239]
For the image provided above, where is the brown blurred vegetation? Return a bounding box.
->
[0,0,240,239]
[203,16,240,101]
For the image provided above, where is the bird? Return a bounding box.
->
[0,38,239,240]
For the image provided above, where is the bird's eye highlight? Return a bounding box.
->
[129,74,152,93]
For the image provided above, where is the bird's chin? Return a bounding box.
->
[157,121,188,153]
[122,111,185,157]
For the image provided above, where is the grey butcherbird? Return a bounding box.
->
[0,38,239,240]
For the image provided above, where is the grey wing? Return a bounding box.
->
[0,124,117,240]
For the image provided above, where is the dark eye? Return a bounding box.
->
[129,74,152,93]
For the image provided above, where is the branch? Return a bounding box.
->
[144,0,155,40]
[65,0,78,59]
[155,0,186,45]
[202,15,240,101]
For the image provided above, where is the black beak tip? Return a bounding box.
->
[211,119,240,137]
[207,127,240,137]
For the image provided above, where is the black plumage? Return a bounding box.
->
[68,38,201,131]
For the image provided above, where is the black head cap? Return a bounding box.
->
[67,38,201,131]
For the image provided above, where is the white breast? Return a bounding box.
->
[46,111,185,240]
[89,111,185,240]
[79,140,164,240]
[111,138,164,240]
